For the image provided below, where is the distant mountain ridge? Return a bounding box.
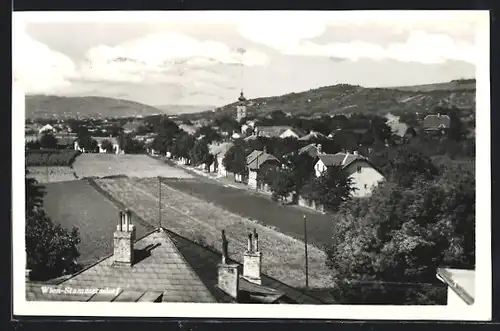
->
[25,95,166,119]
[154,104,216,115]
[184,79,476,120]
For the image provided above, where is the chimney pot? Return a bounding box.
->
[247,233,252,252]
[113,209,136,267]
[243,229,262,285]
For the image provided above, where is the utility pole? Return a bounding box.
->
[304,214,309,288]
[158,176,162,229]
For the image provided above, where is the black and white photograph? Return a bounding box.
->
[12,10,491,320]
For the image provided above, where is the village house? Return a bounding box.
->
[26,210,324,304]
[209,142,234,177]
[298,130,328,142]
[298,143,321,160]
[38,124,55,135]
[74,137,122,154]
[313,149,385,198]
[178,123,198,135]
[436,267,475,306]
[246,148,280,191]
[423,113,451,134]
[255,126,306,139]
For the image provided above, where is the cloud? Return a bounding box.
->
[13,27,76,93]
[237,19,477,65]
[238,19,327,51]
[78,32,269,83]
[289,30,476,64]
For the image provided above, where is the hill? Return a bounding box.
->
[154,104,215,115]
[183,79,476,120]
[25,95,166,119]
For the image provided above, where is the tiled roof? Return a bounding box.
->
[246,150,280,170]
[257,126,305,138]
[28,229,217,303]
[423,114,451,130]
[165,229,325,304]
[318,152,366,169]
[298,131,327,141]
[298,144,320,159]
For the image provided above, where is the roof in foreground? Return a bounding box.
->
[26,227,324,304]
[318,152,366,168]
[437,267,475,305]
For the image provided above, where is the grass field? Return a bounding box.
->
[42,180,152,267]
[72,154,193,179]
[162,177,335,247]
[26,166,78,183]
[95,177,333,288]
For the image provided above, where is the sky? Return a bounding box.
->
[13,11,484,108]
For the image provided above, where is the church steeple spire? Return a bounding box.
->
[236,89,247,122]
[238,89,246,102]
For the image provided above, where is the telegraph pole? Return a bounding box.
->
[158,176,162,229]
[304,214,309,288]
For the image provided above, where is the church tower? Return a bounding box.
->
[236,90,247,123]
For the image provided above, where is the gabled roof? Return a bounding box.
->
[164,229,324,304]
[26,225,325,304]
[423,114,451,130]
[298,144,320,159]
[246,150,280,170]
[298,131,327,141]
[317,152,366,169]
[257,126,305,138]
[27,229,217,303]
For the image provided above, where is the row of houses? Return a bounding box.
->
[205,139,385,212]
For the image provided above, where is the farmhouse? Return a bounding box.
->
[313,151,385,198]
[209,142,234,177]
[436,267,475,306]
[26,210,323,304]
[39,124,55,135]
[298,143,321,160]
[423,113,451,132]
[256,126,306,139]
[246,149,280,190]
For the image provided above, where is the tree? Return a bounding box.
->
[190,139,213,169]
[302,165,355,213]
[384,146,440,187]
[281,151,316,201]
[171,132,195,159]
[266,168,295,202]
[325,169,475,304]
[77,134,98,152]
[195,126,222,144]
[151,117,182,154]
[100,139,115,153]
[25,175,81,281]
[448,110,466,142]
[39,132,58,149]
[223,143,248,180]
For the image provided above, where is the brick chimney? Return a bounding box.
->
[113,209,136,267]
[217,230,240,299]
[243,228,262,285]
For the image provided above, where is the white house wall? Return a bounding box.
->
[344,160,384,198]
